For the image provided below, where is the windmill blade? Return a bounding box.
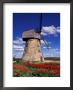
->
[42,35,49,50]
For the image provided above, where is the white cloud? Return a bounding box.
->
[41,32,47,36]
[13,37,25,45]
[13,51,24,59]
[50,48,60,57]
[13,45,24,49]
[13,45,24,51]
[43,47,46,49]
[42,47,60,57]
[56,27,60,33]
[42,25,56,34]
[43,46,51,49]
[41,25,60,35]
[13,37,25,58]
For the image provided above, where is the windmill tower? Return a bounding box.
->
[22,29,44,62]
[22,13,50,62]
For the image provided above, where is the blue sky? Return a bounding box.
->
[13,13,60,58]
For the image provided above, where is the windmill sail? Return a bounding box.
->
[42,35,49,50]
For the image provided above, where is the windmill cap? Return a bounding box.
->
[22,29,41,40]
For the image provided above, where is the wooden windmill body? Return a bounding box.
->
[22,29,44,62]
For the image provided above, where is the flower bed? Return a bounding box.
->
[13,61,60,77]
[24,62,60,69]
[13,64,31,72]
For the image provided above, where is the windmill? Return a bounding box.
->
[22,13,49,62]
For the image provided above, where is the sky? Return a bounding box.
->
[13,13,60,58]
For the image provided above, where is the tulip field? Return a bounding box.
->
[13,61,60,77]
